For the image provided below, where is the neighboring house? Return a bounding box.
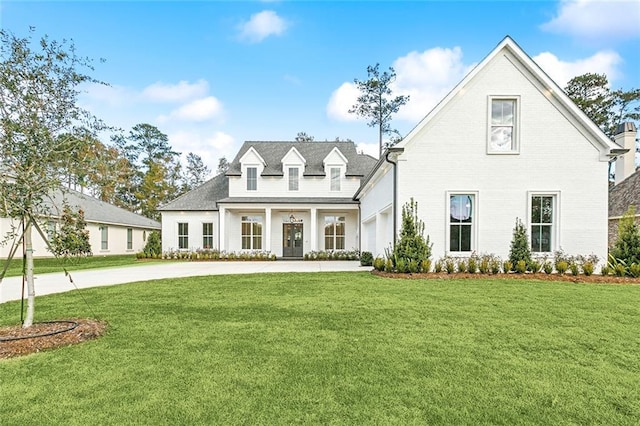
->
[355,36,620,265]
[159,141,376,257]
[0,189,161,258]
[609,122,640,246]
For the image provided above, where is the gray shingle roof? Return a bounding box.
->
[46,189,160,229]
[226,141,377,178]
[609,170,640,217]
[158,173,229,211]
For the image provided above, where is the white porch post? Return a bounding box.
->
[265,207,271,252]
[310,207,317,251]
[219,206,226,251]
[375,211,383,257]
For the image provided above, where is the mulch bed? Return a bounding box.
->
[372,270,640,284]
[0,318,107,360]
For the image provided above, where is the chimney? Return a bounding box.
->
[614,122,637,185]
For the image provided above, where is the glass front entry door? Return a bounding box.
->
[283,223,303,258]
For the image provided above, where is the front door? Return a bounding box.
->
[283,224,303,258]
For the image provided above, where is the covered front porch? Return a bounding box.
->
[217,199,360,258]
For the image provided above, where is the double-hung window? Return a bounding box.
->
[241,216,263,250]
[288,167,299,191]
[330,167,341,191]
[127,228,133,250]
[448,194,475,253]
[246,167,257,191]
[178,223,189,250]
[324,216,345,250]
[100,225,109,250]
[202,223,213,249]
[530,195,556,253]
[489,97,519,153]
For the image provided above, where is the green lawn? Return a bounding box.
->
[1,272,639,425]
[1,254,152,277]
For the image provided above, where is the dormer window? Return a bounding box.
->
[288,167,299,191]
[330,167,341,191]
[247,167,257,191]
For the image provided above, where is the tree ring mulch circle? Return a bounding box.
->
[0,318,107,360]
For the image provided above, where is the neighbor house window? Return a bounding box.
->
[202,222,213,249]
[127,228,133,250]
[178,223,189,250]
[247,167,257,191]
[330,167,341,191]
[288,167,299,191]
[324,216,345,250]
[100,226,109,250]
[489,98,518,153]
[241,216,262,250]
[531,195,555,253]
[448,194,475,252]
[47,221,56,241]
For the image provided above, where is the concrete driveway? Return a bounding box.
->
[0,261,370,304]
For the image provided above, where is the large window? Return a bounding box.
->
[178,223,189,249]
[489,98,518,153]
[241,216,263,250]
[330,167,341,191]
[202,222,213,249]
[100,226,109,250]
[324,216,345,250]
[531,195,555,252]
[288,167,299,191]
[449,194,474,252]
[246,167,257,191]
[127,228,133,250]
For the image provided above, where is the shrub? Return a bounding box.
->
[582,262,594,276]
[478,257,490,274]
[569,262,580,276]
[543,261,553,274]
[615,263,627,277]
[503,260,513,273]
[467,256,478,274]
[421,259,432,273]
[445,258,455,274]
[600,265,610,276]
[630,263,640,278]
[396,258,408,273]
[556,261,568,274]
[509,218,531,271]
[408,260,419,274]
[360,251,373,266]
[373,257,385,271]
[384,259,393,273]
[434,260,443,273]
[391,198,433,270]
[143,231,162,257]
[611,206,640,267]
[490,259,501,275]
[515,260,527,274]
[457,258,467,273]
[528,259,541,273]
[554,249,573,272]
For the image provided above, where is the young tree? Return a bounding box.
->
[49,203,92,259]
[508,218,532,271]
[611,206,640,267]
[349,63,410,156]
[183,152,211,191]
[0,28,106,327]
[391,198,432,271]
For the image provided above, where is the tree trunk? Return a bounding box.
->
[23,220,35,328]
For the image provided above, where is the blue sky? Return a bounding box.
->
[2,0,639,170]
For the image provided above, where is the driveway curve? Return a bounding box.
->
[1,261,370,304]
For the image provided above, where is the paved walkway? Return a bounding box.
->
[0,261,369,304]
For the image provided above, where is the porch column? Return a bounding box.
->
[219,206,226,251]
[375,211,383,257]
[310,207,317,251]
[265,207,271,252]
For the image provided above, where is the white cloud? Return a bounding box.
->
[356,142,380,159]
[169,130,235,171]
[141,79,209,102]
[327,46,474,123]
[541,0,640,41]
[158,96,224,123]
[238,10,288,43]
[81,82,134,107]
[533,50,623,87]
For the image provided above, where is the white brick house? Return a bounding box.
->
[355,36,620,264]
[159,141,376,257]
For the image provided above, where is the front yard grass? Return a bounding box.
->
[1,272,639,424]
[1,254,149,277]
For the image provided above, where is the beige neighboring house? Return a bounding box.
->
[609,122,640,246]
[0,189,160,258]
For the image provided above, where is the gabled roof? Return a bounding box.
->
[239,146,267,166]
[396,35,618,158]
[226,141,376,177]
[281,146,307,165]
[609,170,640,218]
[158,173,229,212]
[46,189,160,229]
